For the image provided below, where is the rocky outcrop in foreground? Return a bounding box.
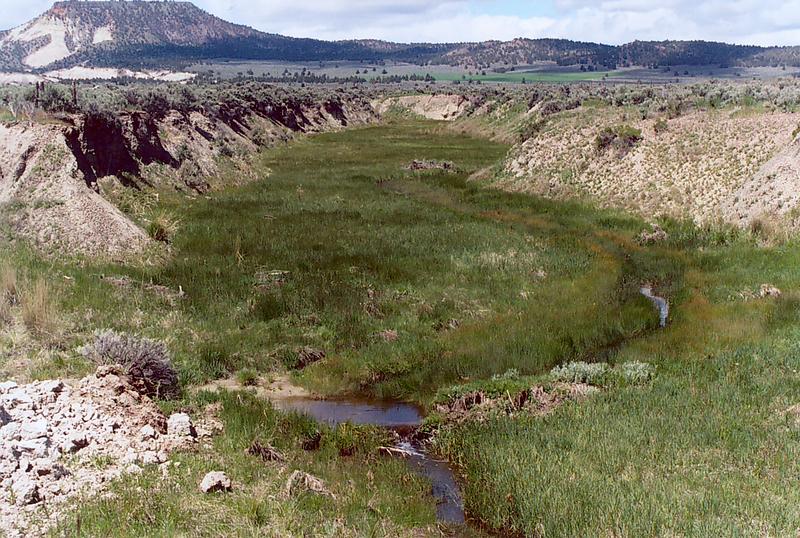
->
[0,366,219,537]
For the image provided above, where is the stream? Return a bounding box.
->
[271,397,466,525]
[640,286,669,327]
[269,287,668,526]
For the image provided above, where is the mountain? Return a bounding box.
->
[1,1,799,73]
[0,1,382,71]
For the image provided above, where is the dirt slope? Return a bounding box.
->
[0,122,150,257]
[0,96,377,258]
[372,94,472,121]
[727,133,800,227]
[501,106,799,225]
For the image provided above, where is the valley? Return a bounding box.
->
[1,91,800,535]
[0,2,800,536]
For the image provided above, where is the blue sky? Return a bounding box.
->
[3,0,800,46]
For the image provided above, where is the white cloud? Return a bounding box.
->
[2,0,799,46]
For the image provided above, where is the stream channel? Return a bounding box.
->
[271,397,466,524]
[270,288,669,526]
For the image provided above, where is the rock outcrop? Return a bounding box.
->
[0,366,218,537]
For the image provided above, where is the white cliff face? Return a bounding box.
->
[92,24,114,45]
[1,17,76,68]
[0,14,116,70]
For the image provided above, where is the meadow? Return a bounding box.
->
[2,117,799,536]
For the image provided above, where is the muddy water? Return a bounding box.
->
[272,397,466,525]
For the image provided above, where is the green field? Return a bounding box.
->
[3,118,800,536]
[431,69,621,83]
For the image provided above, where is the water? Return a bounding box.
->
[641,286,669,327]
[272,397,466,524]
[271,397,422,428]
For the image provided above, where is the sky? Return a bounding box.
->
[3,0,800,46]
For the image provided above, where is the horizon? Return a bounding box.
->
[2,0,800,48]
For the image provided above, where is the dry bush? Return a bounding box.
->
[1,263,18,306]
[146,210,181,244]
[21,278,56,337]
[0,298,10,326]
[80,330,180,399]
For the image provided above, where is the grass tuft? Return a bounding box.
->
[146,210,181,243]
[21,277,56,337]
[1,262,18,305]
[235,367,259,387]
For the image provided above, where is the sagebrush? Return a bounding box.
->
[81,330,180,399]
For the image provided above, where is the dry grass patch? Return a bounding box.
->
[0,298,10,326]
[21,277,57,337]
[1,262,18,305]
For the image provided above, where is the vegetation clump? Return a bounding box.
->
[80,330,180,400]
[549,361,656,386]
[146,210,181,244]
[595,125,643,156]
[550,361,610,384]
[235,367,259,387]
[21,279,57,338]
[617,361,656,385]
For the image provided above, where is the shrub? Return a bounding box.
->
[550,361,609,385]
[236,367,259,387]
[21,278,56,337]
[80,330,180,400]
[146,211,181,243]
[36,85,74,113]
[654,118,668,134]
[491,368,520,381]
[617,361,655,385]
[595,125,643,156]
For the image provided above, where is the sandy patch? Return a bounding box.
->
[92,25,113,45]
[373,94,472,121]
[0,122,151,257]
[198,374,315,400]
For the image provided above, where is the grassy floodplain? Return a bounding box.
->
[2,117,800,536]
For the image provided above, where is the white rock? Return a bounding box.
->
[20,419,48,440]
[167,413,195,437]
[125,464,143,475]
[11,473,39,505]
[60,432,88,454]
[0,381,18,393]
[38,381,64,394]
[199,471,232,493]
[140,451,163,465]
[17,439,49,457]
[139,425,157,441]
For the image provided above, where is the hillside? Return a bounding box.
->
[0,1,380,71]
[2,1,800,73]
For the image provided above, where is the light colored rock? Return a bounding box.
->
[0,382,18,394]
[0,368,220,536]
[125,464,143,475]
[11,474,38,506]
[199,471,232,493]
[139,425,157,441]
[167,413,195,437]
[284,470,332,498]
[20,420,48,440]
